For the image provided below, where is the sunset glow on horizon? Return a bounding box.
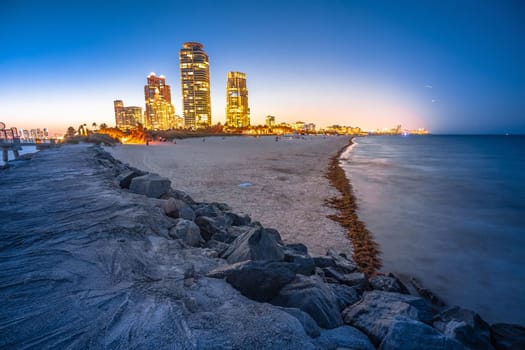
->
[1,0,524,135]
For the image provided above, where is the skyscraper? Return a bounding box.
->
[114,100,143,130]
[179,42,212,129]
[144,73,177,130]
[225,72,250,128]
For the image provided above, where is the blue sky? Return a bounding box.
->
[1,0,524,134]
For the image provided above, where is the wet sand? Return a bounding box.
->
[107,135,353,256]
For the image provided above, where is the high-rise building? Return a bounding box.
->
[144,73,177,130]
[114,100,143,130]
[179,42,212,129]
[225,72,250,128]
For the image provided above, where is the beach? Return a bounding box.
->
[107,135,353,256]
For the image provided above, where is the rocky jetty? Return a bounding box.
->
[1,144,523,349]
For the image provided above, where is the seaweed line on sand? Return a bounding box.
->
[325,137,382,276]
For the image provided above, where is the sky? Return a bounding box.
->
[1,0,524,135]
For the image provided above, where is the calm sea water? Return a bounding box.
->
[341,135,525,325]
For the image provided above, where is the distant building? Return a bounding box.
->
[179,42,212,129]
[293,121,305,132]
[225,72,250,128]
[114,100,143,130]
[265,115,276,128]
[144,73,177,130]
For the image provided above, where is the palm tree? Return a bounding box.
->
[92,122,98,131]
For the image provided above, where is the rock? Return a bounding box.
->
[313,255,337,269]
[342,290,433,345]
[285,243,309,255]
[284,252,315,276]
[369,273,410,294]
[411,277,446,308]
[314,326,375,350]
[115,169,144,189]
[222,227,284,264]
[207,260,296,302]
[330,284,360,312]
[194,204,222,218]
[195,216,226,241]
[129,173,171,198]
[264,228,283,244]
[163,198,195,221]
[490,323,525,350]
[323,268,369,290]
[279,307,321,338]
[433,306,495,350]
[327,248,358,273]
[225,212,251,226]
[210,202,231,212]
[271,275,343,329]
[168,188,196,205]
[168,219,203,247]
[204,239,230,255]
[379,317,466,350]
[209,230,238,244]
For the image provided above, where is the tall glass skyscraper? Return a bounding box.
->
[225,72,250,128]
[179,42,212,129]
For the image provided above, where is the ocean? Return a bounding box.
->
[341,135,525,325]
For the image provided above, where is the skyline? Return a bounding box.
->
[1,0,524,135]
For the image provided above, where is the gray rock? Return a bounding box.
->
[379,317,466,350]
[195,204,222,217]
[271,275,343,329]
[342,290,433,345]
[285,252,315,276]
[207,260,296,301]
[222,227,285,264]
[313,255,337,269]
[167,188,196,205]
[115,169,144,189]
[314,326,375,350]
[490,323,525,350]
[369,273,410,294]
[204,239,230,255]
[330,284,360,312]
[433,306,495,350]
[195,216,226,241]
[168,219,203,247]
[225,212,251,226]
[323,268,369,290]
[264,227,284,244]
[285,243,309,255]
[163,197,196,220]
[327,248,358,273]
[279,307,321,338]
[129,173,171,198]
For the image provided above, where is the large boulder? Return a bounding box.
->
[225,212,252,226]
[115,169,144,189]
[284,244,315,276]
[222,227,284,264]
[271,275,343,329]
[129,173,171,198]
[314,326,375,350]
[279,307,321,338]
[168,219,203,247]
[195,216,228,241]
[207,260,296,302]
[490,323,525,350]
[323,268,369,290]
[327,248,358,273]
[433,306,495,350]
[379,317,466,350]
[342,290,433,345]
[163,198,195,221]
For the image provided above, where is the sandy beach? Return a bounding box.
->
[107,135,352,256]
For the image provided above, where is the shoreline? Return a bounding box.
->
[325,138,381,275]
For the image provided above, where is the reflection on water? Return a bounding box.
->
[343,135,525,325]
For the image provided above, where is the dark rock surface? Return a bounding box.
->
[129,173,172,198]
[433,306,495,350]
[369,274,410,294]
[490,323,525,350]
[342,290,433,345]
[221,226,285,264]
[314,325,375,350]
[163,197,196,220]
[271,275,343,329]
[379,317,467,350]
[168,218,203,247]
